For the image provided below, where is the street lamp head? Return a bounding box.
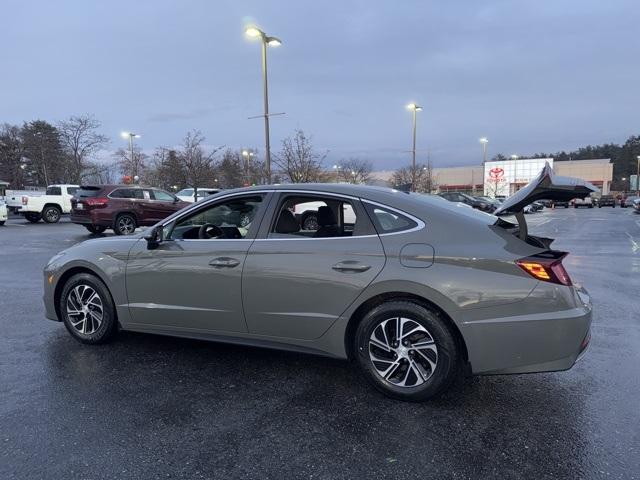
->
[510,154,518,160]
[245,26,263,38]
[242,150,249,157]
[407,103,422,111]
[622,177,627,181]
[479,137,489,144]
[266,36,282,47]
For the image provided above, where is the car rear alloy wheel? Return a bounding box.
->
[368,317,438,387]
[355,301,460,401]
[60,273,117,344]
[42,206,61,223]
[114,214,136,235]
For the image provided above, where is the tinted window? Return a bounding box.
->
[176,188,193,196]
[110,188,142,199]
[75,187,101,198]
[170,195,264,240]
[365,204,417,234]
[153,190,175,202]
[66,187,78,195]
[46,186,61,195]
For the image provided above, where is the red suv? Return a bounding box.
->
[70,185,190,235]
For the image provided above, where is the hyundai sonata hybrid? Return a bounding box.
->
[43,163,595,401]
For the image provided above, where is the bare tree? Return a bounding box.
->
[334,158,373,184]
[217,150,245,189]
[0,124,26,188]
[389,162,436,193]
[57,115,109,183]
[82,161,119,185]
[178,130,223,198]
[274,129,326,183]
[114,146,148,184]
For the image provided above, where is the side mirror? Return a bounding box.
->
[144,226,163,250]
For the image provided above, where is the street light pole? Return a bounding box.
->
[121,132,140,183]
[407,103,422,192]
[246,26,281,185]
[479,138,488,164]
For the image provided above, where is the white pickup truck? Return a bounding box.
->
[5,184,79,223]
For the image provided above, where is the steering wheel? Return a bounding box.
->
[198,223,223,239]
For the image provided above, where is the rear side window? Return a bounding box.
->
[110,188,143,199]
[365,204,417,234]
[76,187,102,198]
[66,187,78,195]
[46,186,61,195]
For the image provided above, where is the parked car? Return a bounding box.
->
[531,201,545,211]
[44,164,595,401]
[620,196,639,208]
[5,184,79,223]
[70,185,190,235]
[293,200,357,230]
[596,195,616,208]
[438,192,495,213]
[572,196,593,208]
[176,188,220,203]
[0,200,7,226]
[553,200,570,208]
[632,197,640,213]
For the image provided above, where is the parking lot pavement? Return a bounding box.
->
[1,209,639,480]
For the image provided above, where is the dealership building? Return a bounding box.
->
[374,158,613,196]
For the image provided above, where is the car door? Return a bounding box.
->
[141,189,179,224]
[125,192,272,333]
[242,191,386,340]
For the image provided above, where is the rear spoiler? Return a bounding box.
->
[494,162,598,240]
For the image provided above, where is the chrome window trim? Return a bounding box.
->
[158,188,426,241]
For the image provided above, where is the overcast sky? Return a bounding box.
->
[2,0,639,170]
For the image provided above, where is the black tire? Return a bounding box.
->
[42,205,62,223]
[25,212,41,223]
[589,205,593,208]
[85,224,107,234]
[0,221,5,226]
[59,273,117,344]
[565,205,569,208]
[354,301,461,402]
[113,213,137,235]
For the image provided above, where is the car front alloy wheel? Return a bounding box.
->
[60,273,117,344]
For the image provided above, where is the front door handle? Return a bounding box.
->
[209,257,241,268]
[332,261,371,273]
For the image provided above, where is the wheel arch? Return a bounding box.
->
[42,203,62,212]
[54,266,117,324]
[344,291,469,366]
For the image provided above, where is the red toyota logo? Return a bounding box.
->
[489,167,504,179]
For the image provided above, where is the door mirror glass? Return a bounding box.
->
[144,226,163,249]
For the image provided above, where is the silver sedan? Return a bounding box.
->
[43,165,594,401]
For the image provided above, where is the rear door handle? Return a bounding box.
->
[332,261,371,273]
[209,257,241,268]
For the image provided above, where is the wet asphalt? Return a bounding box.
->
[1,207,639,480]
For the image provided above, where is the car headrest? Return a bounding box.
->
[317,206,337,226]
[275,209,300,234]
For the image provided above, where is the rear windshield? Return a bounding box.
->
[76,187,102,198]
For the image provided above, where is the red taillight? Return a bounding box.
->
[22,196,28,205]
[516,252,572,286]
[84,197,109,208]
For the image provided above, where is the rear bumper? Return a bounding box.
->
[462,287,593,375]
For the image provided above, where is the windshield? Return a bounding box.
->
[176,189,194,196]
